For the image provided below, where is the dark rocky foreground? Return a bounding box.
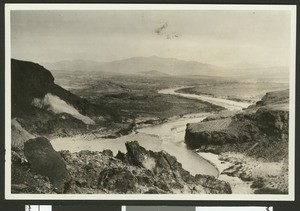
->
[185,89,289,194]
[11,138,231,194]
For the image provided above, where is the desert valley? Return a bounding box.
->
[10,56,290,195]
[7,7,294,199]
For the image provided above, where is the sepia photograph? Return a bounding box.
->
[5,4,296,200]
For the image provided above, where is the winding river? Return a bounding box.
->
[51,87,253,193]
[159,87,251,110]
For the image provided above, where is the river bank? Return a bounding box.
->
[197,151,288,194]
[198,152,254,194]
[51,112,219,177]
[185,89,289,194]
[51,86,255,193]
[159,87,252,111]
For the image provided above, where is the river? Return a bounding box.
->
[159,87,251,110]
[51,87,253,193]
[51,112,219,177]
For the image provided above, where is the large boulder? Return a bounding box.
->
[125,141,156,169]
[115,141,232,194]
[24,137,71,193]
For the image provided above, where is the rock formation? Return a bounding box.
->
[12,59,104,118]
[185,90,289,162]
[11,59,124,137]
[185,90,289,194]
[24,137,72,193]
[12,139,232,194]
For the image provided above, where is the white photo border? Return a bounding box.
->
[4,3,297,201]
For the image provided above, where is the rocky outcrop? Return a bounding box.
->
[12,139,232,194]
[185,90,289,194]
[185,90,289,162]
[12,59,54,117]
[12,59,104,118]
[11,59,120,137]
[24,137,71,193]
[254,89,289,108]
[185,117,254,147]
[113,141,232,194]
[63,141,231,194]
[98,168,139,193]
[186,108,288,149]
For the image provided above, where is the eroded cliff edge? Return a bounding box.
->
[11,59,136,141]
[185,90,289,194]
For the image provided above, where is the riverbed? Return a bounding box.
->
[51,86,253,193]
[51,112,219,177]
[159,87,252,110]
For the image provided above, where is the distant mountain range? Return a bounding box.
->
[41,56,289,81]
[42,56,220,76]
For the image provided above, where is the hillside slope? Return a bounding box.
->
[11,59,119,137]
[12,59,108,118]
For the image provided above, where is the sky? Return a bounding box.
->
[10,9,293,67]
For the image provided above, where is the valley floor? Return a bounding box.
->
[10,59,291,197]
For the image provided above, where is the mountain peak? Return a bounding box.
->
[41,56,218,76]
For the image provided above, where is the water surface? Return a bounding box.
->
[52,87,251,179]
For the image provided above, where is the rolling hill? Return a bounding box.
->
[41,56,290,82]
[41,56,220,76]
